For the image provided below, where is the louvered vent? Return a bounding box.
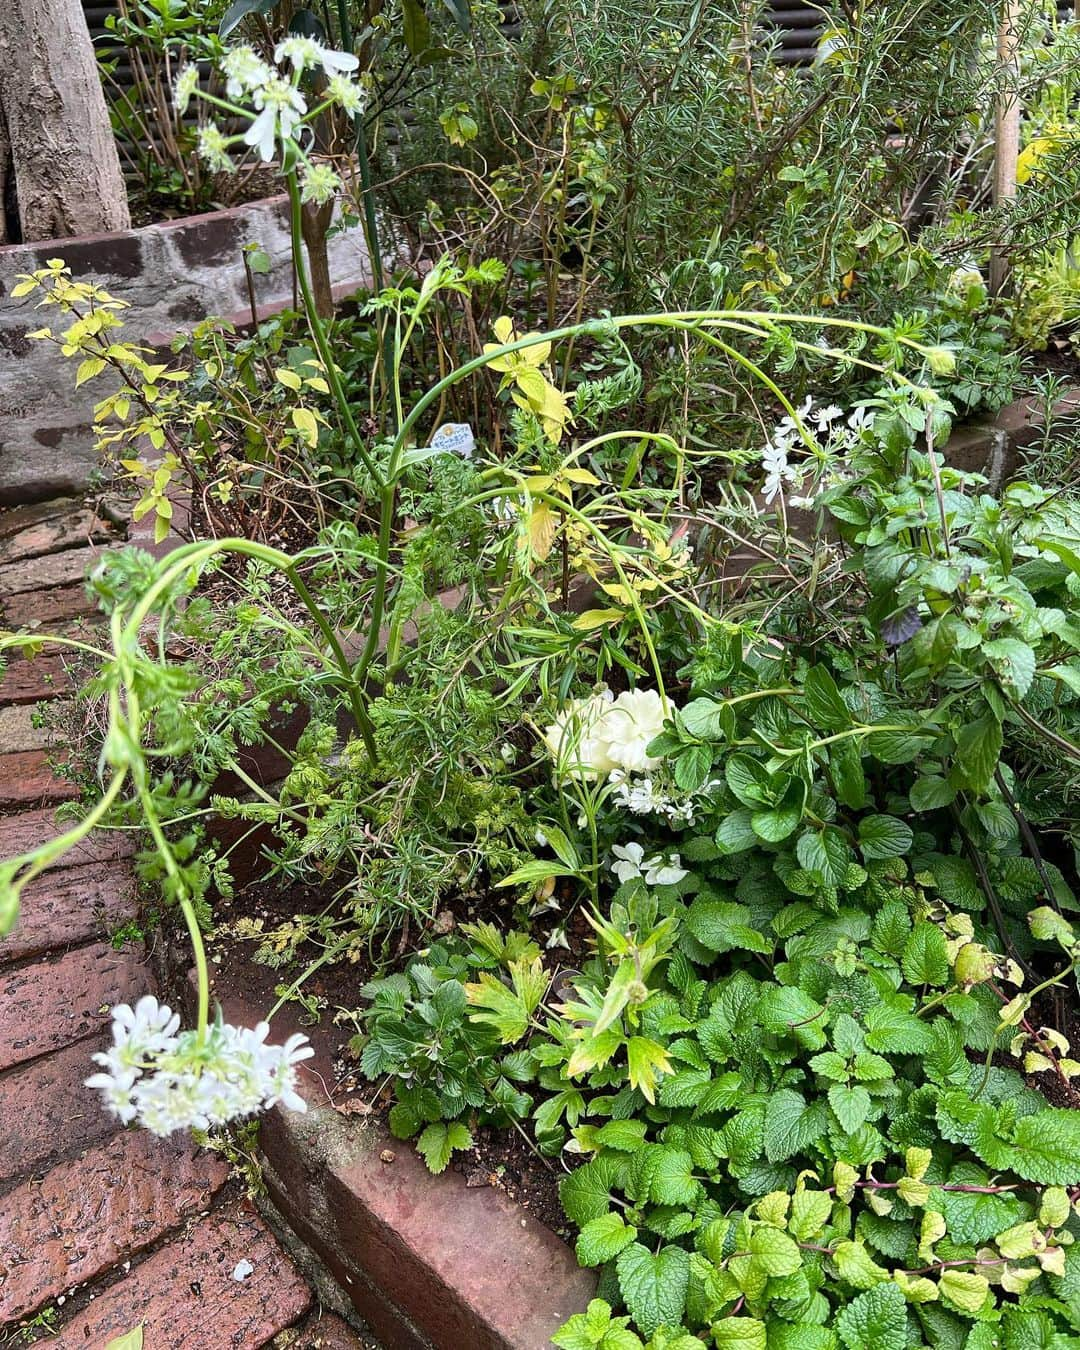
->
[763,0,825,65]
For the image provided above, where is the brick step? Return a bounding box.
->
[0,650,80,705]
[0,502,111,567]
[0,701,71,755]
[0,546,102,598]
[0,749,80,809]
[0,805,134,867]
[50,1202,312,1348]
[0,583,101,629]
[0,941,147,1072]
[0,1127,228,1322]
[0,860,138,966]
[0,1035,116,1190]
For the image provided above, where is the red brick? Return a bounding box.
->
[0,1035,116,1187]
[262,1108,594,1350]
[0,806,134,866]
[52,1204,311,1348]
[0,547,101,597]
[0,943,147,1072]
[0,861,138,965]
[0,508,110,567]
[1,584,101,630]
[0,650,79,705]
[0,750,79,808]
[0,1128,228,1321]
[0,498,83,544]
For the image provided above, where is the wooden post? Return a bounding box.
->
[990,0,1023,296]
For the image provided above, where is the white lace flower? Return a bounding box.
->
[221,46,274,100]
[300,163,342,205]
[274,37,360,78]
[197,123,234,173]
[601,689,666,773]
[274,35,324,71]
[762,438,792,504]
[244,77,308,161]
[85,996,311,1136]
[327,72,365,117]
[174,65,199,114]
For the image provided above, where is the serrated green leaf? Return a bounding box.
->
[650,1147,700,1206]
[595,1119,649,1152]
[931,1187,1022,1245]
[982,638,1036,699]
[577,1212,639,1265]
[864,999,934,1054]
[954,715,1002,794]
[416,1120,472,1174]
[686,897,772,954]
[789,1189,833,1241]
[616,1242,690,1339]
[764,1089,830,1162]
[803,665,852,731]
[857,815,913,860]
[796,827,852,885]
[748,1224,802,1276]
[1009,1109,1080,1184]
[829,1083,872,1134]
[901,922,950,986]
[710,1317,767,1348]
[561,1155,620,1226]
[938,1269,990,1315]
[836,1283,907,1350]
[757,986,829,1050]
[909,775,956,812]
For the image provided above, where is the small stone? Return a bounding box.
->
[379,1149,395,1164]
[232,1258,255,1282]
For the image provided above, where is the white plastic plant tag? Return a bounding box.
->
[429,422,475,458]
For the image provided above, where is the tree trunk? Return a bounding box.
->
[301,197,335,320]
[0,0,129,244]
[989,0,1023,297]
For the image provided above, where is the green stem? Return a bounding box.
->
[284,169,383,486]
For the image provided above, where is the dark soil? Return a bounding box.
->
[127,166,283,229]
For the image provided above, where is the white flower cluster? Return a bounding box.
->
[85,995,313,1136]
[543,688,668,781]
[174,38,365,204]
[761,396,872,507]
[609,769,707,826]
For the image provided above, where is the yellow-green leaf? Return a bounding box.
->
[292,407,319,448]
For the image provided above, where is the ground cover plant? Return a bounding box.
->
[5,2,1080,1347]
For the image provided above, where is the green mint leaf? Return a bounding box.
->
[616,1243,690,1339]
[836,1283,908,1350]
[1009,1109,1080,1185]
[857,814,913,860]
[764,1088,830,1162]
[901,922,950,986]
[576,1212,639,1265]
